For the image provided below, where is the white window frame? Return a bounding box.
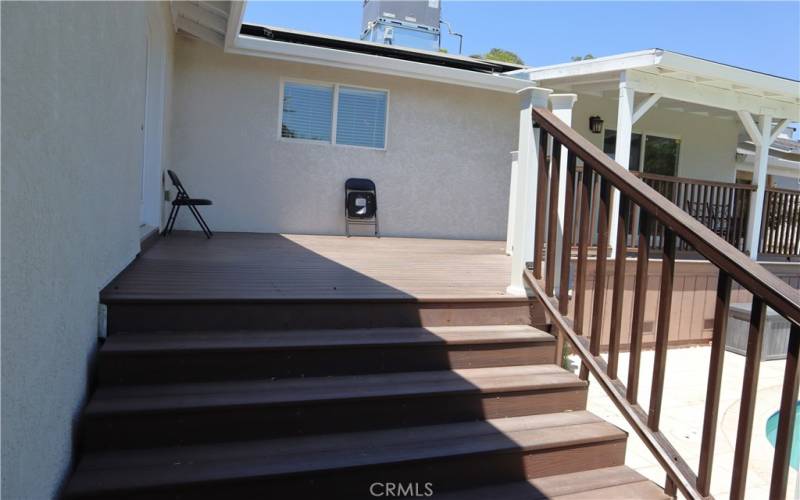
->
[604,128,682,175]
[277,77,390,151]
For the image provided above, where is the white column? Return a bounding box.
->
[608,72,635,256]
[744,113,772,259]
[549,94,578,292]
[505,151,519,255]
[508,87,553,296]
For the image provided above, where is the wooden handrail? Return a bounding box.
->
[527,106,800,500]
[635,171,758,191]
[525,272,703,500]
[532,106,800,327]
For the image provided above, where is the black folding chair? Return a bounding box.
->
[345,178,379,237]
[164,170,213,238]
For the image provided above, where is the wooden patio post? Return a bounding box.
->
[507,86,552,296]
[549,94,578,292]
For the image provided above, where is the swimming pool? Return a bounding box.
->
[766,401,800,470]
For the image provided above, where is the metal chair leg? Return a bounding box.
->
[187,204,212,239]
[163,204,177,236]
[167,205,180,234]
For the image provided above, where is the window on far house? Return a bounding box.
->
[603,130,679,176]
[280,81,388,149]
[643,135,680,176]
[603,130,642,171]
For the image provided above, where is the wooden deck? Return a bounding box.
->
[102,232,515,302]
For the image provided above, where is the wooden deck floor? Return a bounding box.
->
[102,232,515,302]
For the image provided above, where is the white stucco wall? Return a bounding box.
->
[1,3,173,497]
[567,94,741,182]
[170,36,519,240]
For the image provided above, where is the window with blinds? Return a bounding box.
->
[336,86,387,149]
[280,81,388,150]
[281,82,333,142]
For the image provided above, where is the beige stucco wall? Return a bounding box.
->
[1,3,173,497]
[170,36,519,240]
[567,94,742,182]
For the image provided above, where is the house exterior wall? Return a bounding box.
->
[1,3,174,497]
[169,36,519,240]
[567,93,741,183]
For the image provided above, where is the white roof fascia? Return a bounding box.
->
[229,34,532,94]
[224,1,245,50]
[509,50,661,80]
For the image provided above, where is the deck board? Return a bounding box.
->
[102,232,515,302]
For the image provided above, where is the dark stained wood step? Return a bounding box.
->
[433,465,670,499]
[98,325,556,383]
[65,411,627,499]
[81,365,588,450]
[104,297,547,333]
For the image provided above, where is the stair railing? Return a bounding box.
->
[525,106,800,500]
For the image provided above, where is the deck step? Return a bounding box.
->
[65,411,627,499]
[98,325,556,384]
[105,297,546,333]
[81,365,587,450]
[434,465,670,499]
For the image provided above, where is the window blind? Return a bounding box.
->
[335,86,387,149]
[281,82,333,142]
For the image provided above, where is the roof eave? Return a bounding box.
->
[228,33,532,94]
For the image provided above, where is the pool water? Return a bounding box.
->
[766,401,800,470]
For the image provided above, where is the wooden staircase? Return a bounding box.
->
[64,297,667,499]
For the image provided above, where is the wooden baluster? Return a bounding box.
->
[591,173,600,244]
[545,141,561,296]
[769,324,800,499]
[558,152,577,315]
[697,271,732,496]
[573,165,593,338]
[726,186,736,246]
[730,297,767,500]
[627,210,652,403]
[777,192,788,255]
[583,177,611,380]
[790,193,800,255]
[760,192,771,256]
[647,227,676,431]
[533,130,549,279]
[607,195,629,379]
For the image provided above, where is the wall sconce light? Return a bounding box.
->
[589,116,604,134]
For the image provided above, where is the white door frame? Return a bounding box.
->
[141,9,167,229]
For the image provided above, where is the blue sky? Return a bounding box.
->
[245,1,800,80]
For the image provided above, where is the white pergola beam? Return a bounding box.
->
[632,92,661,124]
[627,70,799,122]
[737,110,762,145]
[769,118,791,144]
[507,87,553,296]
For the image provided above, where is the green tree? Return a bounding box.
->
[470,48,524,65]
[570,54,595,62]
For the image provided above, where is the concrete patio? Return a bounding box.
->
[572,346,796,499]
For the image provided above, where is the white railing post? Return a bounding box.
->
[508,87,553,296]
[506,151,519,255]
[549,94,578,292]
